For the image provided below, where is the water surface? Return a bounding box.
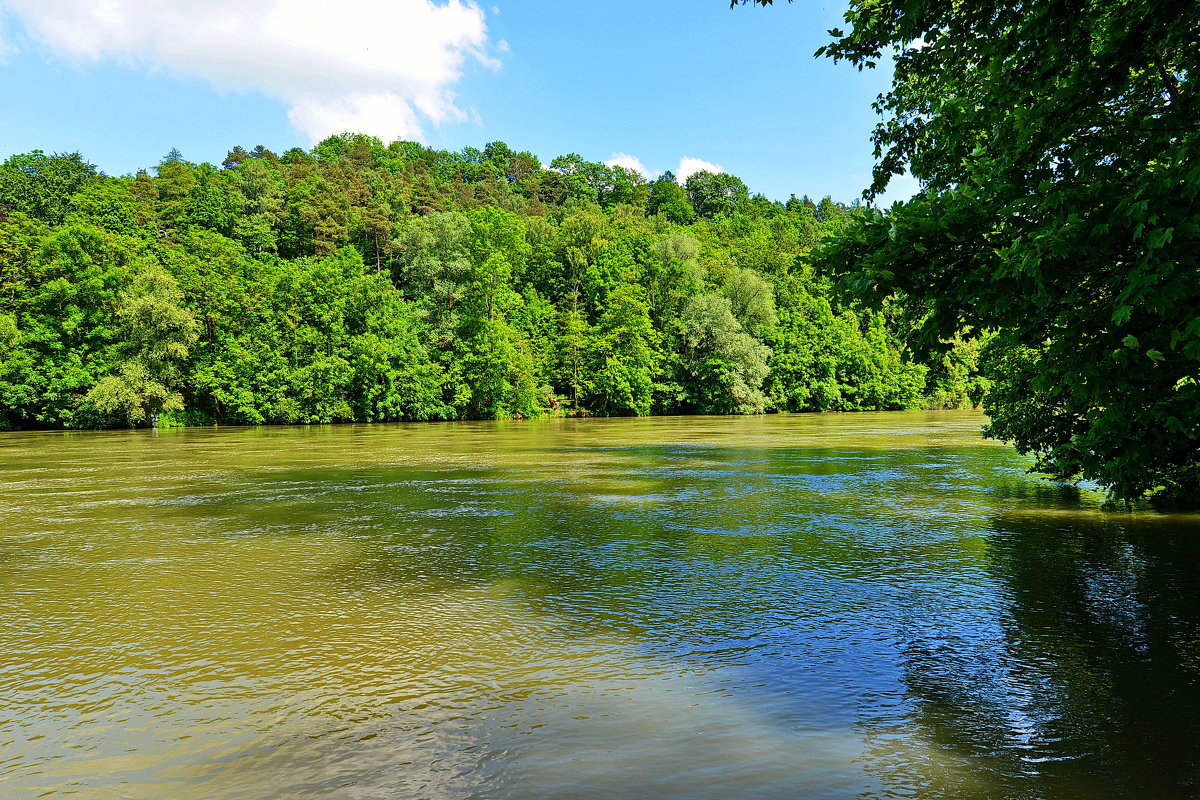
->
[3,412,1199,799]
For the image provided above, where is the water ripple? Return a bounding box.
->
[1,413,1197,799]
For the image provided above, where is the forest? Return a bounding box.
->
[0,138,982,431]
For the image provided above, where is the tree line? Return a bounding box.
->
[0,137,982,430]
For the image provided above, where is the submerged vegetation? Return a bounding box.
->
[0,140,982,431]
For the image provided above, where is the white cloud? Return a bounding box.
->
[675,156,723,184]
[599,154,726,184]
[288,94,424,145]
[0,0,498,143]
[605,152,655,179]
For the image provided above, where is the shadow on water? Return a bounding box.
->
[875,504,1200,800]
[83,433,1015,799]
[166,438,1027,799]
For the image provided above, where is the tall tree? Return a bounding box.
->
[83,265,199,427]
[647,171,697,224]
[678,293,772,414]
[739,0,1200,501]
[684,170,749,219]
[583,282,661,415]
[0,151,97,225]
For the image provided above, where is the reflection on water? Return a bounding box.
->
[1,412,1197,799]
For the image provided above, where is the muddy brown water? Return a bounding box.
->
[3,412,1198,799]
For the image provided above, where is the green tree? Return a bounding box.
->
[67,179,144,236]
[0,212,45,308]
[582,282,661,415]
[685,170,749,219]
[445,207,544,419]
[0,151,98,225]
[677,293,771,414]
[557,304,589,409]
[184,164,241,234]
[0,313,36,428]
[15,224,143,426]
[222,146,251,170]
[740,0,1200,501]
[597,165,649,210]
[228,158,284,254]
[548,153,600,205]
[393,211,473,349]
[721,267,778,337]
[766,293,841,411]
[646,231,704,323]
[647,172,696,224]
[153,152,198,233]
[83,265,199,427]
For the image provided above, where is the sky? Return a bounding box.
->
[0,0,916,204]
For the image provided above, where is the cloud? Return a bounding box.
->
[0,0,498,143]
[600,153,729,184]
[675,156,723,184]
[605,152,655,179]
[288,94,424,146]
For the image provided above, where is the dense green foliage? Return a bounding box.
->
[0,138,977,429]
[741,0,1199,501]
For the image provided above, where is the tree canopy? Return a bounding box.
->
[739,0,1200,502]
[0,135,986,431]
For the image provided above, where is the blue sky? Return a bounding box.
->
[0,0,913,204]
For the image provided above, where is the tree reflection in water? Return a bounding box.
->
[870,502,1200,800]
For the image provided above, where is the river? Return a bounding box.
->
[2,411,1198,799]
